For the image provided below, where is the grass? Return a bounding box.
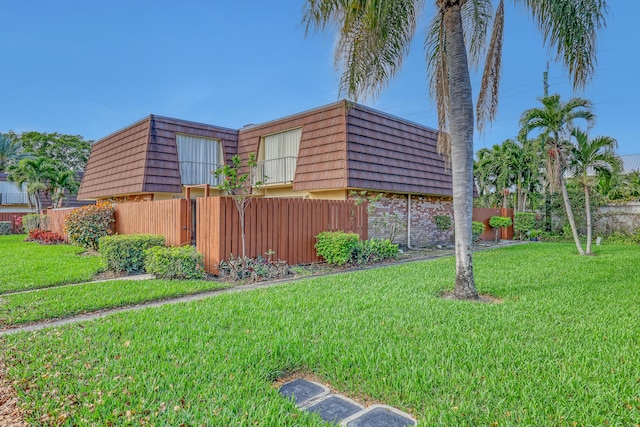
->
[0,279,232,327]
[3,243,640,426]
[0,235,103,294]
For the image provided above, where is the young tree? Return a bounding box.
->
[213,154,265,258]
[568,128,621,254]
[520,94,595,256]
[303,0,607,299]
[49,169,80,208]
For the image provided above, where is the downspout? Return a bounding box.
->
[407,194,412,249]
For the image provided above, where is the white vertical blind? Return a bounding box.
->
[176,134,223,185]
[263,128,302,183]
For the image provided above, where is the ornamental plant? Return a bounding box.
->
[513,212,536,240]
[0,221,11,235]
[26,228,65,245]
[489,216,513,242]
[315,231,360,266]
[64,202,115,250]
[472,221,486,242]
[99,234,165,273]
[144,245,205,280]
[434,215,453,231]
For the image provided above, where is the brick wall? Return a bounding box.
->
[353,193,454,248]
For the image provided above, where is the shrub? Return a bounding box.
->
[434,215,452,231]
[144,245,205,280]
[0,221,11,235]
[26,228,65,245]
[489,216,512,241]
[472,221,486,242]
[64,202,115,250]
[22,214,42,233]
[352,238,399,264]
[13,215,23,234]
[315,231,360,266]
[603,230,640,244]
[217,252,290,282]
[99,234,165,273]
[513,212,536,240]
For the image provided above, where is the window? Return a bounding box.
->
[260,128,302,184]
[176,134,224,186]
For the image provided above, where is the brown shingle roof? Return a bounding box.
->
[78,116,238,200]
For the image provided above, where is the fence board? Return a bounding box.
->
[195,197,368,273]
[115,199,189,247]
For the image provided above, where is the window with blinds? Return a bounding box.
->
[175,134,224,186]
[261,127,302,183]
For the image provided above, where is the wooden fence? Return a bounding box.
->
[472,207,514,240]
[197,197,368,272]
[115,199,190,247]
[47,208,75,241]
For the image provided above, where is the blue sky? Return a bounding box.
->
[1,1,637,155]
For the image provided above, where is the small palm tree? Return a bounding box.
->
[568,129,621,254]
[303,0,608,299]
[7,157,57,212]
[49,170,80,208]
[0,135,29,172]
[520,94,594,255]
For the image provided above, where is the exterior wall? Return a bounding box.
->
[595,202,640,234]
[308,189,347,200]
[409,195,454,247]
[111,194,154,203]
[355,192,454,247]
[238,103,348,191]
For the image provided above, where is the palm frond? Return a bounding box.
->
[518,0,608,89]
[305,0,423,101]
[460,0,494,69]
[476,0,504,133]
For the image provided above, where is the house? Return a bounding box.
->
[78,101,454,247]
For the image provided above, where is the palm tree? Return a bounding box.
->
[520,95,594,255]
[303,0,607,299]
[49,169,80,208]
[0,134,29,172]
[474,140,517,208]
[7,157,57,212]
[568,129,621,254]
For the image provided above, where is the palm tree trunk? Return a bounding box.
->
[444,3,478,300]
[584,185,593,254]
[559,176,585,255]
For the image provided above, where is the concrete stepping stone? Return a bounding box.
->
[341,404,416,427]
[304,395,364,424]
[279,379,329,405]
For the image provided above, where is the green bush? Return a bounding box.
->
[352,238,399,264]
[64,202,115,250]
[434,215,452,231]
[0,221,11,235]
[315,231,360,266]
[99,234,165,273]
[489,216,512,241]
[144,245,205,280]
[22,214,42,233]
[472,221,486,242]
[603,230,640,245]
[513,212,536,239]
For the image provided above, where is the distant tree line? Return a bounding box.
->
[0,131,92,210]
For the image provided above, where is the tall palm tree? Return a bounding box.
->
[568,128,621,254]
[520,94,594,255]
[303,0,607,299]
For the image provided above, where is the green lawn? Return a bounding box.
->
[0,234,103,293]
[3,243,640,426]
[0,279,231,327]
